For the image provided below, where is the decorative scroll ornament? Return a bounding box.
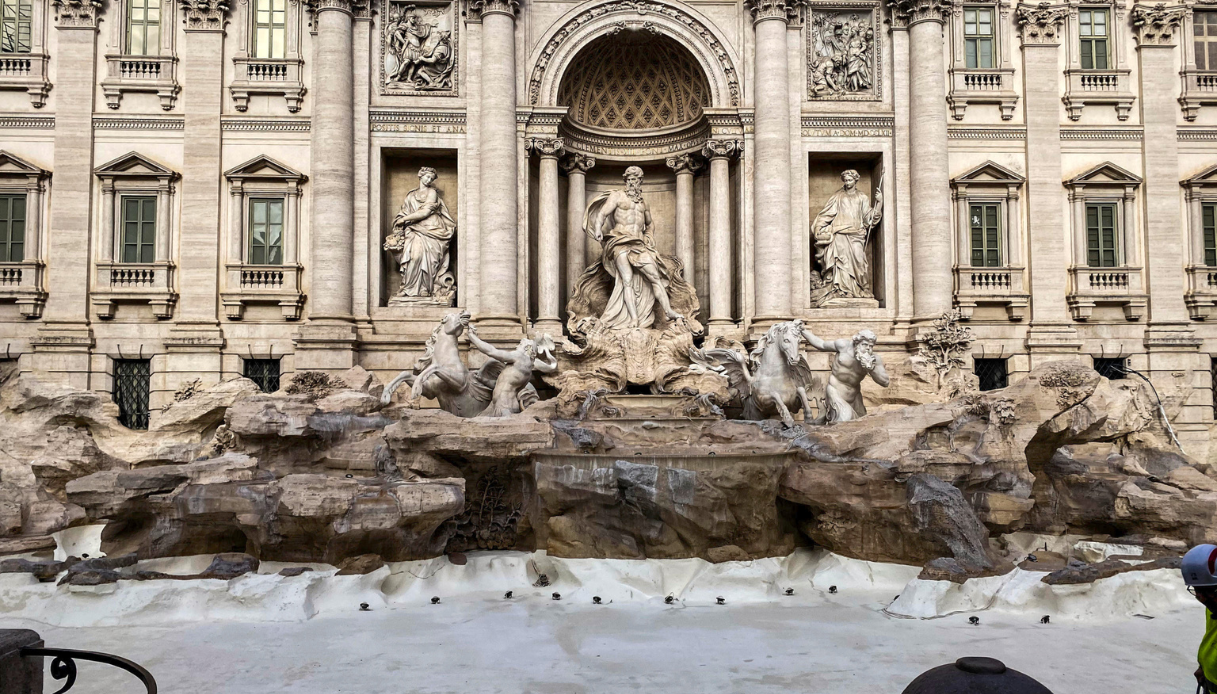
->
[886,0,947,26]
[701,139,742,159]
[561,153,596,174]
[665,153,703,175]
[527,137,566,158]
[1131,3,1186,45]
[1015,3,1069,44]
[179,0,230,29]
[51,0,103,28]
[745,0,803,23]
[467,0,517,18]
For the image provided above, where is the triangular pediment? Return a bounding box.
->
[0,151,48,177]
[1066,162,1142,186]
[224,155,305,181]
[953,161,1024,185]
[1183,163,1217,186]
[94,152,176,178]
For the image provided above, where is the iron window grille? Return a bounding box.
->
[244,358,280,393]
[974,358,1008,391]
[1093,357,1126,380]
[113,359,151,429]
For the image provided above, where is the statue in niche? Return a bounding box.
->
[384,2,454,91]
[810,169,882,307]
[568,166,698,331]
[384,166,456,306]
[808,11,875,98]
[799,325,889,423]
[465,325,557,417]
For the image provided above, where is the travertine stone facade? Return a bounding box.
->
[1,0,1216,455]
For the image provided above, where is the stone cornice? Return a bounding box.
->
[179,0,230,30]
[51,0,103,29]
[560,153,596,175]
[1015,2,1069,44]
[886,0,948,26]
[665,153,703,174]
[701,139,743,160]
[526,137,565,158]
[746,0,804,23]
[1131,3,1186,46]
[467,0,518,19]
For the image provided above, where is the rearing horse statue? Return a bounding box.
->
[380,310,497,416]
[704,320,820,427]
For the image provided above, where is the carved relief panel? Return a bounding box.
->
[380,0,458,96]
[806,2,882,101]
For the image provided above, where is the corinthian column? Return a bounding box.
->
[703,140,741,333]
[529,137,564,332]
[666,154,702,281]
[746,0,796,328]
[474,0,521,330]
[889,0,952,320]
[297,0,358,369]
[562,153,595,292]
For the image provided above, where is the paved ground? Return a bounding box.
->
[12,595,1199,693]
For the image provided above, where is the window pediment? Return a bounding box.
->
[952,161,1024,186]
[95,152,178,182]
[1066,162,1141,187]
[224,155,306,183]
[0,151,49,180]
[1183,163,1217,188]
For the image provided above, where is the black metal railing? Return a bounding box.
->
[20,646,157,694]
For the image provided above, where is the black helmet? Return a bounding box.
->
[902,658,1053,694]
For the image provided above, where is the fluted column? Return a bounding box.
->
[530,138,564,332]
[475,0,521,329]
[703,140,741,332]
[562,153,595,293]
[890,0,952,320]
[747,0,795,327]
[666,154,702,280]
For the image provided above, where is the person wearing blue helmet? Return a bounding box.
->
[1183,544,1217,692]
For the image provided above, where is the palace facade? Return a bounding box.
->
[0,0,1215,451]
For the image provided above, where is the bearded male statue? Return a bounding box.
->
[798,324,889,422]
[566,166,701,332]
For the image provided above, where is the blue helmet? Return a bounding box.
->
[1182,544,1217,587]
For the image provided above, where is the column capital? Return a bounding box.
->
[1015,3,1069,45]
[526,137,565,159]
[306,0,365,17]
[468,0,518,19]
[51,0,103,29]
[746,0,803,24]
[179,0,231,30]
[561,152,596,175]
[1131,3,1187,46]
[666,153,704,176]
[701,139,743,160]
[886,0,947,27]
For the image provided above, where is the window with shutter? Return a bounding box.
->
[248,198,284,265]
[964,7,995,69]
[121,196,157,264]
[1086,203,1119,268]
[0,194,25,263]
[969,202,1002,267]
[1079,9,1110,70]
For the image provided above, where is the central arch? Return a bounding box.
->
[527,0,741,111]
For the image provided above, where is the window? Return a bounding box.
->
[0,0,31,54]
[244,358,280,393]
[1212,356,1216,420]
[1197,12,1217,70]
[1079,9,1110,70]
[1204,203,1217,267]
[113,359,151,430]
[252,0,286,59]
[964,7,994,69]
[248,198,283,265]
[970,203,1002,267]
[974,358,1008,391]
[1086,203,1119,268]
[0,194,24,263]
[125,0,161,56]
[1093,357,1126,380]
[121,196,157,264]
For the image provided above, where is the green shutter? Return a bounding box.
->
[249,198,284,265]
[969,203,1002,268]
[121,196,156,263]
[1086,203,1119,268]
[7,194,24,263]
[1204,203,1217,267]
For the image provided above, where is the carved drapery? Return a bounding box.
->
[1131,3,1186,46]
[51,0,104,28]
[179,0,230,29]
[1015,2,1068,44]
[887,0,947,26]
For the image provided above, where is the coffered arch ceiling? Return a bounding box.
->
[557,32,711,131]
